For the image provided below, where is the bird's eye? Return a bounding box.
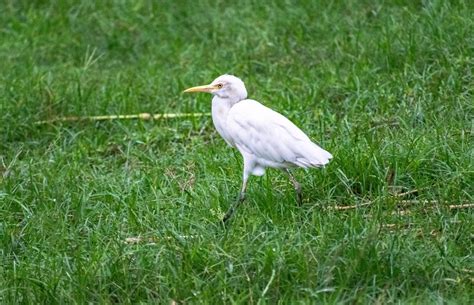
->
[216,84,223,89]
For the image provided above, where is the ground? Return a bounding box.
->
[0,0,473,303]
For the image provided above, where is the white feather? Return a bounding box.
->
[225,99,332,175]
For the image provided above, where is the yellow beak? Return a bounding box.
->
[183,84,218,93]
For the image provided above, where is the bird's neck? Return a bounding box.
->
[212,96,237,120]
[211,96,240,146]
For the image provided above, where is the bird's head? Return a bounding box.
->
[184,74,248,102]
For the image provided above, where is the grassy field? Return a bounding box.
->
[1,0,473,303]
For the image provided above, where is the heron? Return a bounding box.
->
[184,75,332,223]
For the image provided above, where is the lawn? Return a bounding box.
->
[0,0,473,303]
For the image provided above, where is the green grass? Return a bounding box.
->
[1,0,473,303]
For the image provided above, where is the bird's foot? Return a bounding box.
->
[220,192,246,225]
[294,184,303,206]
[221,211,233,225]
[296,191,303,206]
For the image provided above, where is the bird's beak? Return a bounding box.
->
[183,84,218,93]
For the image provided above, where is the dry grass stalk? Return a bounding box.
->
[124,235,199,244]
[331,189,473,211]
[390,189,422,197]
[449,203,474,209]
[34,112,211,125]
[331,201,373,210]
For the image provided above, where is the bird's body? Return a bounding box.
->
[185,75,332,223]
[222,98,332,171]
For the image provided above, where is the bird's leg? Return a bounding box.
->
[222,175,248,224]
[284,169,303,205]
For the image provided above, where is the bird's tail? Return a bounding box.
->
[295,142,332,168]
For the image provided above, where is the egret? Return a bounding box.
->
[184,75,332,223]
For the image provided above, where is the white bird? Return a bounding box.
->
[184,75,332,223]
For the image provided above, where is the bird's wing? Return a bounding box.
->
[226,99,332,168]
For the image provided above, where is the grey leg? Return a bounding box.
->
[222,174,248,224]
[284,169,303,205]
